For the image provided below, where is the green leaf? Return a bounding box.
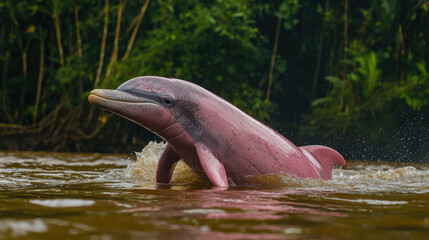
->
[325,76,343,87]
[311,98,326,107]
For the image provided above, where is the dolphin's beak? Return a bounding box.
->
[88,89,159,117]
[88,89,170,132]
[89,89,154,105]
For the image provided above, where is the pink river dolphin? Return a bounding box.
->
[88,76,345,187]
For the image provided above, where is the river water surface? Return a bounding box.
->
[1,142,428,239]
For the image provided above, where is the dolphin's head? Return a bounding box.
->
[88,76,206,146]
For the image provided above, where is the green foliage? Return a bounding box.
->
[324,76,342,87]
[105,0,269,118]
[0,0,427,154]
[231,82,277,121]
[57,55,87,86]
[397,61,429,110]
[278,0,300,29]
[307,0,429,136]
[310,42,384,132]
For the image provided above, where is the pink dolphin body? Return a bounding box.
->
[88,76,345,187]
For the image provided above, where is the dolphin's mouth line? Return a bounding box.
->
[89,90,158,104]
[90,94,154,104]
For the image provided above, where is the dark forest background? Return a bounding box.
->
[0,0,428,161]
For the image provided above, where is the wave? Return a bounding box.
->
[125,142,429,193]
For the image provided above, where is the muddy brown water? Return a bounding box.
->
[1,142,428,239]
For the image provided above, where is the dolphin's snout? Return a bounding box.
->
[89,89,101,95]
[88,88,161,106]
[88,90,104,107]
[89,89,117,99]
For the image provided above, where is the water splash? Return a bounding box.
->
[123,141,204,184]
[123,142,429,193]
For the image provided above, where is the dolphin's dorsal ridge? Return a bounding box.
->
[299,145,346,180]
[195,142,228,187]
[156,144,181,183]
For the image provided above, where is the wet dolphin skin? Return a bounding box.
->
[88,76,345,187]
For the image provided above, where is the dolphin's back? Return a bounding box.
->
[196,89,344,181]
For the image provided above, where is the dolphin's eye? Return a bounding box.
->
[162,96,175,106]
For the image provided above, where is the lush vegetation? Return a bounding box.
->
[0,0,428,160]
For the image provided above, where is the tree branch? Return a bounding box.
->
[105,0,126,79]
[266,16,281,102]
[95,0,109,87]
[123,0,150,60]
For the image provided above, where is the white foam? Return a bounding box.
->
[29,199,95,208]
[284,227,303,234]
[124,141,166,182]
[183,209,225,214]
[329,197,408,205]
[0,219,48,237]
[329,165,429,193]
[124,141,201,184]
[250,163,429,194]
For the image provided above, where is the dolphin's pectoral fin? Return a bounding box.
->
[195,142,228,188]
[299,145,346,180]
[156,144,180,183]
